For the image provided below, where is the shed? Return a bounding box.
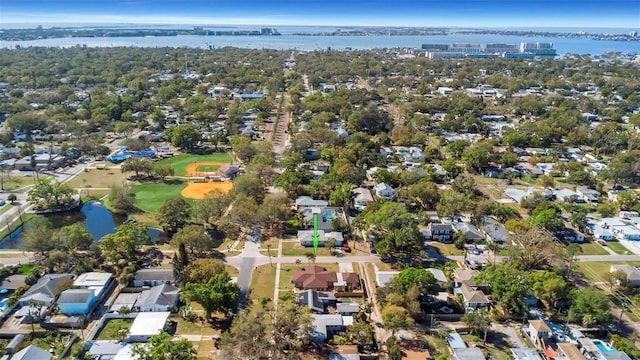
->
[5,334,25,354]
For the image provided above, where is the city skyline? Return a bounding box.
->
[2,0,639,29]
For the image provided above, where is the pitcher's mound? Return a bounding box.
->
[181,181,233,199]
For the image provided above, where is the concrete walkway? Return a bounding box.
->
[272,238,283,308]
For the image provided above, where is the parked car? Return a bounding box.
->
[597,240,607,246]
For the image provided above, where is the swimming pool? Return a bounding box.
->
[0,297,8,311]
[594,340,617,353]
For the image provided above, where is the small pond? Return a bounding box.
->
[0,200,164,249]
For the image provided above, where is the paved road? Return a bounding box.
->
[234,225,263,309]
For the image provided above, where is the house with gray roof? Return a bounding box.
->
[19,274,73,306]
[453,222,484,242]
[610,265,640,287]
[298,230,344,247]
[374,182,394,198]
[10,345,52,360]
[133,269,175,287]
[480,217,508,243]
[299,289,335,313]
[310,314,350,343]
[135,283,179,312]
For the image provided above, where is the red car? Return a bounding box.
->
[597,240,607,246]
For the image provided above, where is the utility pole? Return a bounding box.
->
[618,301,629,332]
[267,244,273,268]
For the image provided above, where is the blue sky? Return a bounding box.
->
[2,0,639,28]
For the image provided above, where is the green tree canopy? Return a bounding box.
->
[131,332,196,360]
[27,178,76,209]
[181,272,239,320]
[157,197,191,232]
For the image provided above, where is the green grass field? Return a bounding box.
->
[131,180,188,213]
[578,242,609,256]
[95,319,133,340]
[155,153,232,176]
[195,164,220,172]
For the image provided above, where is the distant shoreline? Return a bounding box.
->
[1,26,637,42]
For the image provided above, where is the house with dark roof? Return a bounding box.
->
[135,283,180,312]
[19,274,73,306]
[292,266,360,292]
[422,222,455,243]
[133,269,175,287]
[218,164,240,179]
[57,289,97,315]
[298,289,336,313]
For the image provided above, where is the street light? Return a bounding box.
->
[267,244,273,268]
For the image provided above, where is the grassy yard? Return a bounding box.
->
[66,168,128,189]
[281,240,333,257]
[0,174,44,190]
[429,242,465,256]
[577,261,640,283]
[250,263,341,303]
[195,339,217,360]
[131,180,188,213]
[578,242,609,256]
[605,241,632,255]
[95,318,133,340]
[173,316,218,336]
[250,264,277,301]
[155,153,232,176]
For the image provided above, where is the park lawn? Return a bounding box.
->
[578,242,609,256]
[95,318,133,340]
[196,164,220,172]
[66,167,128,189]
[1,174,46,190]
[155,153,232,176]
[606,241,632,255]
[281,240,333,257]
[250,264,277,301]
[130,180,188,213]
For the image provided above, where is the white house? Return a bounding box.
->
[374,182,394,198]
[298,230,344,247]
[528,319,550,348]
[126,312,170,342]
